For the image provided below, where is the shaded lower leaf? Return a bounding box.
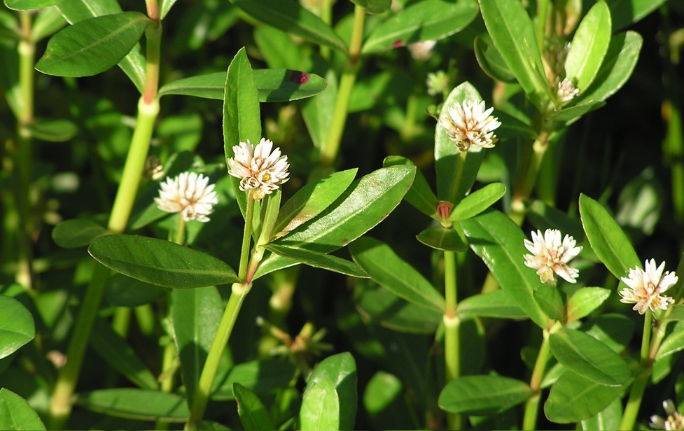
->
[304,352,357,431]
[439,375,533,415]
[234,383,275,431]
[0,389,45,430]
[0,295,35,360]
[457,290,527,320]
[581,314,634,353]
[533,284,564,321]
[580,397,623,430]
[104,274,167,307]
[657,321,684,360]
[566,287,611,323]
[52,219,108,248]
[266,244,368,278]
[212,359,297,400]
[89,235,238,288]
[544,370,625,423]
[76,389,189,422]
[416,226,467,252]
[383,156,438,220]
[474,36,516,82]
[548,101,606,123]
[28,118,77,142]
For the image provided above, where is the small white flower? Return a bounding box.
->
[524,229,582,284]
[651,400,684,430]
[155,172,218,222]
[427,71,449,96]
[408,40,436,61]
[556,78,579,103]
[227,138,290,200]
[439,100,501,152]
[619,259,678,315]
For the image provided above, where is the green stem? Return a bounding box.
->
[535,0,549,51]
[320,5,364,167]
[510,129,550,226]
[443,250,461,430]
[619,310,653,430]
[174,215,186,245]
[239,196,256,280]
[185,282,251,430]
[523,331,551,431]
[319,0,332,60]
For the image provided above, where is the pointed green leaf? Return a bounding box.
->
[565,1,611,94]
[416,226,467,252]
[273,169,357,239]
[158,69,328,102]
[449,182,506,222]
[349,0,390,14]
[303,352,357,431]
[36,12,152,77]
[566,287,611,323]
[439,375,533,415]
[474,36,516,82]
[234,383,275,431]
[56,0,146,92]
[548,101,606,123]
[89,235,238,288]
[231,0,347,53]
[276,165,415,252]
[89,317,159,390]
[31,6,67,43]
[579,194,640,279]
[349,237,445,312]
[0,295,35,360]
[159,0,178,20]
[533,285,564,321]
[0,389,45,430]
[581,314,634,353]
[362,0,478,53]
[656,321,684,360]
[478,0,550,111]
[457,290,527,320]
[4,0,62,11]
[76,389,189,422]
[664,305,684,322]
[579,397,623,431]
[172,287,223,405]
[575,31,642,104]
[52,219,108,248]
[212,359,297,400]
[608,0,668,31]
[461,210,550,328]
[266,244,368,278]
[104,275,166,307]
[302,68,337,149]
[549,327,630,386]
[544,370,626,423]
[27,118,78,142]
[383,156,438,219]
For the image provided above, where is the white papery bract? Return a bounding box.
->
[155,172,218,222]
[650,400,684,430]
[439,100,501,152]
[227,138,290,200]
[556,78,580,103]
[523,229,582,284]
[619,259,678,315]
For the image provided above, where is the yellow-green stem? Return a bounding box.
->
[523,331,551,431]
[174,215,186,245]
[619,310,653,430]
[319,0,332,60]
[535,0,549,50]
[443,251,460,430]
[320,5,364,167]
[238,196,256,280]
[448,151,468,205]
[510,130,550,226]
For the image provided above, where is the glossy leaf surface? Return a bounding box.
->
[457,290,527,320]
[0,295,34,360]
[416,226,467,252]
[474,36,516,82]
[234,383,275,431]
[439,375,532,415]
[545,370,625,423]
[565,1,611,94]
[0,389,45,430]
[383,156,438,219]
[566,287,611,322]
[212,359,297,400]
[76,389,189,422]
[266,244,368,277]
[449,182,506,222]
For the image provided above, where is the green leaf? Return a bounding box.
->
[76,389,189,422]
[36,12,152,77]
[354,280,442,334]
[664,305,684,322]
[416,226,467,252]
[158,69,328,102]
[349,237,445,312]
[0,43,21,118]
[212,359,297,400]
[656,321,684,360]
[349,0,390,14]
[171,287,223,405]
[0,295,35,360]
[575,31,642,104]
[27,118,77,142]
[474,36,516,82]
[89,317,159,390]
[31,6,67,43]
[52,219,108,248]
[457,290,527,320]
[104,274,166,307]
[478,0,550,111]
[223,48,260,220]
[4,0,62,11]
[273,169,357,239]
[383,156,438,219]
[581,314,634,353]
[544,370,625,423]
[566,287,611,323]
[579,397,623,431]
[301,352,357,431]
[89,235,239,289]
[0,389,45,430]
[302,68,337,149]
[547,101,606,123]
[527,200,585,241]
[362,0,478,54]
[533,285,564,321]
[439,375,533,415]
[549,327,630,386]
[565,1,611,95]
[231,0,347,53]
[266,245,368,278]
[275,165,416,253]
[233,383,275,431]
[449,183,506,222]
[579,194,640,280]
[608,0,668,31]
[461,210,550,328]
[159,0,178,20]
[55,0,146,92]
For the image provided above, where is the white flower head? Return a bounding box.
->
[227,138,290,200]
[619,259,678,315]
[155,172,218,222]
[651,400,684,430]
[408,40,436,61]
[524,229,582,284]
[439,100,501,152]
[556,78,579,103]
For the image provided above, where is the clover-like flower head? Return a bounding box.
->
[439,100,501,152]
[155,172,218,222]
[523,229,582,284]
[227,138,290,200]
[650,400,684,430]
[619,259,678,315]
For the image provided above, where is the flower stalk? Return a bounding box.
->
[443,250,461,430]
